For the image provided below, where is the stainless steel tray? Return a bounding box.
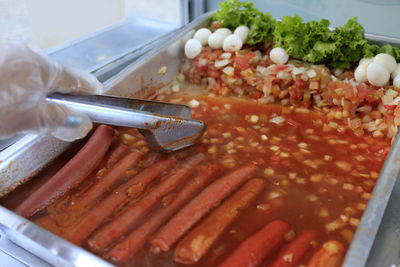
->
[46,15,179,75]
[1,11,400,267]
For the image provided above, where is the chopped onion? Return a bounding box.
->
[220,52,232,59]
[393,96,400,105]
[270,116,285,124]
[334,69,343,76]
[256,65,268,76]
[382,94,394,106]
[386,88,398,98]
[198,58,207,66]
[306,69,317,78]
[222,66,235,76]
[357,105,372,113]
[268,191,282,199]
[277,70,291,80]
[207,77,216,87]
[188,99,200,108]
[292,67,306,76]
[214,59,230,68]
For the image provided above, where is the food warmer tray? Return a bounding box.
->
[1,12,400,267]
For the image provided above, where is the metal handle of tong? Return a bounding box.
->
[46,93,206,152]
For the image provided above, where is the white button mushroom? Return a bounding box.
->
[354,64,369,83]
[208,33,226,49]
[234,25,250,43]
[184,39,202,59]
[391,63,400,79]
[367,62,390,87]
[215,28,232,37]
[270,47,289,65]
[222,34,243,52]
[394,75,400,89]
[193,28,212,46]
[373,53,397,73]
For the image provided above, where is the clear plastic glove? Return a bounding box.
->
[0,43,102,142]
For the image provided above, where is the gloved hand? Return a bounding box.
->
[0,43,102,142]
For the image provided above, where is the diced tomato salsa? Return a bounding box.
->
[183,48,400,139]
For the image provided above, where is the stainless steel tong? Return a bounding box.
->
[46,93,206,152]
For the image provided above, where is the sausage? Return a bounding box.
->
[105,143,130,168]
[150,162,259,253]
[218,220,291,267]
[307,240,345,267]
[87,153,204,252]
[78,150,143,207]
[66,156,177,245]
[106,164,220,262]
[174,178,267,264]
[269,230,317,267]
[15,125,114,218]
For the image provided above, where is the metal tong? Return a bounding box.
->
[46,93,206,152]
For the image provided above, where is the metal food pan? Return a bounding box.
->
[1,12,400,267]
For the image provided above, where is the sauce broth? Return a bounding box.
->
[1,90,390,266]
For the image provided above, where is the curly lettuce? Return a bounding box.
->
[212,0,275,45]
[273,14,308,59]
[367,43,400,61]
[247,12,275,45]
[329,17,368,69]
[274,16,369,69]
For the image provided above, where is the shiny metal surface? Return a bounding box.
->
[343,130,400,267]
[0,206,112,267]
[0,134,70,198]
[0,227,52,267]
[46,93,206,152]
[47,93,192,118]
[365,174,400,267]
[46,15,178,73]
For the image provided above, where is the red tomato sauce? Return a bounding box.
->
[0,92,390,267]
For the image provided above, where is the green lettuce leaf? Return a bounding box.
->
[212,0,259,28]
[377,44,400,61]
[329,17,368,69]
[212,0,275,44]
[304,41,336,64]
[274,16,368,69]
[247,12,275,45]
[273,14,307,59]
[363,44,379,58]
[301,19,333,64]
